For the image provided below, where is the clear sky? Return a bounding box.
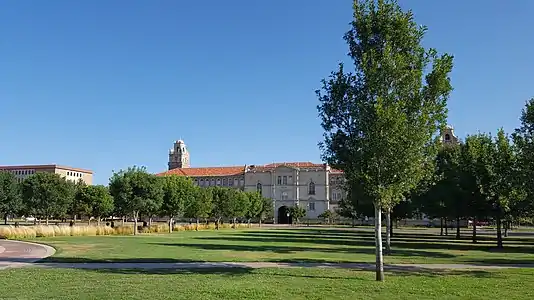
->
[1,0,533,185]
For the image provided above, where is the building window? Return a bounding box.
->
[223,178,227,186]
[288,176,293,184]
[234,178,238,186]
[308,182,316,195]
[277,176,282,185]
[229,178,234,186]
[256,182,262,193]
[282,176,287,185]
[337,193,342,201]
[309,202,316,211]
[239,178,244,186]
[332,192,337,201]
[216,178,221,186]
[281,191,288,200]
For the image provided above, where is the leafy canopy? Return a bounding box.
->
[317,0,454,208]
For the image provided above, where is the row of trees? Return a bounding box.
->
[0,167,273,234]
[316,0,534,281]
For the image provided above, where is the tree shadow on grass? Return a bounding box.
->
[151,242,456,259]
[37,257,208,263]
[214,231,534,254]
[247,228,534,244]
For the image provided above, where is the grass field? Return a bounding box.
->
[33,227,534,265]
[1,267,534,300]
[2,227,534,299]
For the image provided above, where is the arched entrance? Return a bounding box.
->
[278,206,292,224]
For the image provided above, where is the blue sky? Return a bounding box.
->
[1,0,533,185]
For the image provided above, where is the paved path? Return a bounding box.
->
[2,240,534,271]
[0,240,56,269]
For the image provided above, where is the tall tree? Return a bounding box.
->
[317,0,453,281]
[0,171,22,224]
[161,175,196,233]
[109,166,164,235]
[21,172,74,224]
[513,98,534,223]
[88,185,114,225]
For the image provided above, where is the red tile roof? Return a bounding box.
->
[157,166,245,177]
[157,162,344,177]
[263,162,324,168]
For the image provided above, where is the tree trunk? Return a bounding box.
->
[385,208,391,255]
[88,218,91,225]
[259,218,262,228]
[149,217,153,227]
[133,212,139,235]
[215,218,220,230]
[248,218,251,228]
[504,221,509,237]
[196,218,199,231]
[389,217,394,237]
[122,217,125,226]
[445,219,448,236]
[46,217,49,225]
[4,215,7,225]
[472,217,477,243]
[233,217,237,229]
[169,217,174,233]
[456,216,461,239]
[496,216,503,248]
[97,218,101,226]
[374,203,384,281]
[440,218,444,236]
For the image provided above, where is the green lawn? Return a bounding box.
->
[33,227,534,265]
[1,267,534,300]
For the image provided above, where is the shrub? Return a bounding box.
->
[0,222,256,239]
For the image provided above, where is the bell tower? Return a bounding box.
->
[168,140,190,170]
[441,125,459,146]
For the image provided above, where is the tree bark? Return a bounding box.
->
[472,217,477,243]
[385,208,391,255]
[259,218,262,228]
[169,217,174,233]
[97,218,101,226]
[374,203,384,281]
[440,218,444,236]
[4,215,7,225]
[46,217,49,225]
[456,216,461,239]
[196,218,199,231]
[445,219,448,236]
[133,212,139,235]
[496,216,503,248]
[215,218,220,230]
[504,221,509,237]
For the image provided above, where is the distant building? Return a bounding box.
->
[158,126,455,223]
[157,140,346,223]
[0,164,93,185]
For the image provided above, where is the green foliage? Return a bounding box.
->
[161,175,196,218]
[83,185,114,221]
[184,186,212,220]
[289,205,306,224]
[21,172,74,221]
[0,171,22,222]
[317,0,454,211]
[108,166,163,220]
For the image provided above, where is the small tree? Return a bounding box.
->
[225,189,249,228]
[184,186,212,230]
[109,166,163,235]
[69,179,87,223]
[21,172,74,225]
[89,185,114,225]
[161,175,196,233]
[0,171,22,224]
[318,210,334,224]
[289,205,306,224]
